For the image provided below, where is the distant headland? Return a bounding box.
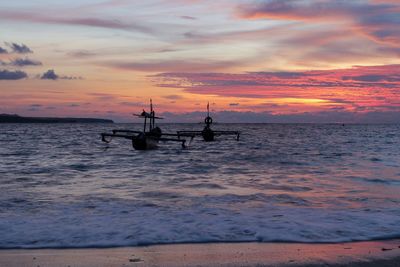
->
[0,114,114,123]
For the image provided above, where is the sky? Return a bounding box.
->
[0,0,400,123]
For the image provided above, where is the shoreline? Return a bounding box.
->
[1,240,400,267]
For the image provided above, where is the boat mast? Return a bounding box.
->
[150,99,154,131]
[143,113,147,133]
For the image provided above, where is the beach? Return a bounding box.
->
[1,240,400,267]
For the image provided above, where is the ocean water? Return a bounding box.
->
[0,123,400,248]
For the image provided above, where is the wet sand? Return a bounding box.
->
[1,240,400,267]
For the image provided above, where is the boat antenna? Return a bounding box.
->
[207,102,210,117]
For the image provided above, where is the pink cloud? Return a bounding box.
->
[153,64,400,113]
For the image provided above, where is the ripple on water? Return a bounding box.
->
[0,123,399,248]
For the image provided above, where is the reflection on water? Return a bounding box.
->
[0,123,399,248]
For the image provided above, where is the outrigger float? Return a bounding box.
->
[177,103,240,142]
[101,100,193,150]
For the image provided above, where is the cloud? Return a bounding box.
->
[153,64,400,114]
[236,0,400,45]
[0,11,153,34]
[106,59,238,72]
[30,104,42,108]
[61,76,83,80]
[41,69,58,80]
[1,58,42,67]
[173,23,382,69]
[88,93,119,101]
[28,104,42,111]
[6,42,33,54]
[181,15,197,20]
[342,74,400,82]
[40,69,82,80]
[0,69,27,80]
[68,50,97,58]
[237,0,396,21]
[154,65,400,94]
[0,47,7,54]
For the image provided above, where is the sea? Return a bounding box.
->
[0,123,399,248]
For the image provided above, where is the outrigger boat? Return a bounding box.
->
[101,100,193,150]
[177,103,240,142]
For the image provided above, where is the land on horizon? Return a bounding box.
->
[0,114,113,123]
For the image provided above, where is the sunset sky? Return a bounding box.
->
[1,0,400,122]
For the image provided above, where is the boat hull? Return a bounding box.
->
[202,127,215,142]
[132,134,159,150]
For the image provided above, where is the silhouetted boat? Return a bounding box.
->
[177,103,240,142]
[101,100,193,150]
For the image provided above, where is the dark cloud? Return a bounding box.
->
[0,69,27,80]
[229,103,240,106]
[183,31,198,39]
[342,74,400,82]
[88,93,118,101]
[0,47,8,54]
[8,58,42,67]
[181,15,197,20]
[61,75,83,80]
[28,104,42,111]
[40,69,83,80]
[158,48,180,53]
[41,69,58,80]
[238,0,396,21]
[6,42,33,54]
[260,71,317,79]
[68,50,97,58]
